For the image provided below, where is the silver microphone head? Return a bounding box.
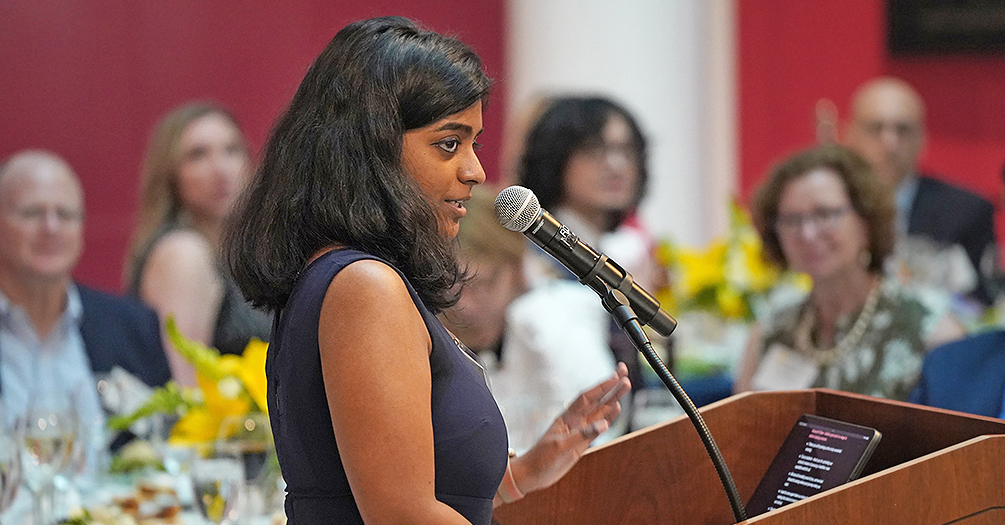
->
[494,186,542,233]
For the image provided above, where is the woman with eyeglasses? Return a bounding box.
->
[497,97,661,444]
[734,144,965,401]
[518,96,657,290]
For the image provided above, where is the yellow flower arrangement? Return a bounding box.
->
[108,318,269,446]
[656,201,807,322]
[95,323,281,524]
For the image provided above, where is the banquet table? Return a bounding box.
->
[2,468,286,525]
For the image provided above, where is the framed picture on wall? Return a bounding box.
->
[888,0,1005,54]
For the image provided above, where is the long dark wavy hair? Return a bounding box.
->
[517,97,648,231]
[224,17,491,312]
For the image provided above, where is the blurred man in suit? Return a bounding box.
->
[0,151,170,447]
[845,77,996,304]
[910,330,1005,419]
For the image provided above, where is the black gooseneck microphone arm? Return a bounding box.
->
[602,288,747,523]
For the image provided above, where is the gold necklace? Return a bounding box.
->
[794,278,883,366]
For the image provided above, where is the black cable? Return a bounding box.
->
[603,289,747,523]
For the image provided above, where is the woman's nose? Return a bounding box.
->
[459,150,486,185]
[799,221,824,240]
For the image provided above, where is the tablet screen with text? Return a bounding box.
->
[745,414,881,517]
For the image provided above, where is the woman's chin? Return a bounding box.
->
[805,263,864,286]
[439,220,461,240]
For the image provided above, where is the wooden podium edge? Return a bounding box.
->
[493,390,1005,525]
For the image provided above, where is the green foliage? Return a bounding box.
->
[106,381,195,432]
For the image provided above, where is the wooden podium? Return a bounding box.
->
[492,389,1005,524]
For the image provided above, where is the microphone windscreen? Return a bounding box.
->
[494,186,540,233]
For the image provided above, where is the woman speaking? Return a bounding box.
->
[225,17,630,524]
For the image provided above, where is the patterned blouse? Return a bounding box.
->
[753,279,951,401]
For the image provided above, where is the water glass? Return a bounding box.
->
[190,447,244,525]
[22,398,78,525]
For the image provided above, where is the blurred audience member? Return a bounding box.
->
[983,163,1005,316]
[126,102,271,385]
[440,186,527,360]
[519,98,659,367]
[498,282,624,453]
[735,145,965,401]
[518,96,660,290]
[909,330,1005,418]
[441,187,622,453]
[0,150,170,447]
[844,77,996,305]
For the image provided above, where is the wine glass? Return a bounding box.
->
[218,414,275,519]
[190,445,244,525]
[0,404,24,524]
[149,412,194,476]
[21,394,78,525]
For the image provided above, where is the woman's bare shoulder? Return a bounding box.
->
[146,229,212,253]
[147,229,214,260]
[324,258,411,306]
[141,230,218,287]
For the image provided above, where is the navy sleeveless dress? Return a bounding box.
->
[267,248,508,524]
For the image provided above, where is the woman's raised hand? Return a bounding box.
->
[509,362,631,497]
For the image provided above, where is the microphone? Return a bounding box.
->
[494,185,676,337]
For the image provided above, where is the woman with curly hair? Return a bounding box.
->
[734,144,965,401]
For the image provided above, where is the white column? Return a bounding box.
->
[504,0,737,247]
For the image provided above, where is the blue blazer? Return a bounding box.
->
[909,330,1005,418]
[78,284,171,388]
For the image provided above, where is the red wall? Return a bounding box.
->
[0,0,506,293]
[738,0,1005,237]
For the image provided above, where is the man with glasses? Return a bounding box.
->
[0,151,170,446]
[845,77,996,304]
